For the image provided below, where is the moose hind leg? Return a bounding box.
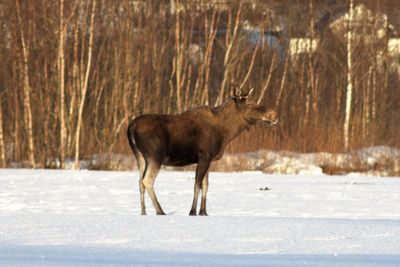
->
[136,153,147,215]
[142,159,165,215]
[139,180,146,215]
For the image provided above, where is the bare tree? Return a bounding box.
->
[0,96,5,167]
[257,54,277,105]
[174,0,184,113]
[215,4,242,106]
[15,0,35,168]
[193,10,220,106]
[343,0,354,151]
[58,0,67,168]
[73,0,96,169]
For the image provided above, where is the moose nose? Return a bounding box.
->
[265,110,278,125]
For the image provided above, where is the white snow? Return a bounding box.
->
[0,169,399,266]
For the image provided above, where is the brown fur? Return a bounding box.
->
[127,90,278,216]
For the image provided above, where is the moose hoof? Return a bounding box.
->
[189,211,197,216]
[157,211,166,215]
[199,211,208,216]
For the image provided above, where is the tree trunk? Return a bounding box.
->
[16,0,36,168]
[216,5,241,106]
[12,63,21,162]
[275,55,289,107]
[307,0,316,126]
[58,0,67,168]
[73,0,96,169]
[343,0,354,151]
[0,98,5,168]
[174,0,182,113]
[257,54,276,105]
[363,66,372,140]
[203,11,219,106]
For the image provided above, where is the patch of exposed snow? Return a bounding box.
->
[263,156,323,175]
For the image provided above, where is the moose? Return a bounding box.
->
[127,88,278,216]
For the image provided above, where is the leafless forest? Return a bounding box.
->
[0,0,400,169]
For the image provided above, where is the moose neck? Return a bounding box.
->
[215,99,250,144]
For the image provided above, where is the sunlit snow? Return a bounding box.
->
[0,169,399,266]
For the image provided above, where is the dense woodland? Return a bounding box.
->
[1,0,400,169]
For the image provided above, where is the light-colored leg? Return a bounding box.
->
[199,173,209,216]
[135,152,147,215]
[189,177,202,216]
[139,180,146,215]
[142,159,165,215]
[189,161,209,216]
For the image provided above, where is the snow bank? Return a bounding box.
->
[216,146,400,176]
[12,146,400,176]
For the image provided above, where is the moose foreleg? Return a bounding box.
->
[199,173,209,216]
[189,161,210,216]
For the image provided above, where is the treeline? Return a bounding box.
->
[0,0,400,169]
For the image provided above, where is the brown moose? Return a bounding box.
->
[127,88,278,216]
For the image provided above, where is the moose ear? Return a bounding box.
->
[234,87,242,97]
[248,88,254,96]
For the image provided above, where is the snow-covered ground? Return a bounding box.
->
[0,169,399,266]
